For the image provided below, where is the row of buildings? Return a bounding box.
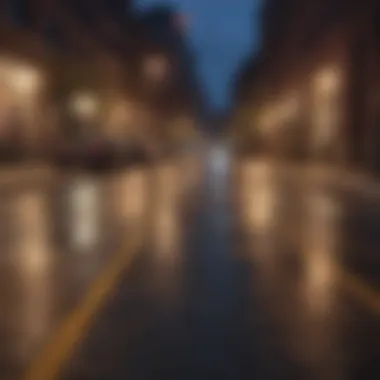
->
[234,0,380,173]
[0,0,200,159]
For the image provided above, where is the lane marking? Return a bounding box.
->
[25,229,143,380]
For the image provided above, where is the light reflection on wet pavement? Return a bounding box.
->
[0,162,189,379]
[61,155,380,380]
[1,153,380,379]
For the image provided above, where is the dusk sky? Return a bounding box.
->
[133,0,262,112]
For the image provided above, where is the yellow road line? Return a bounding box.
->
[25,230,143,380]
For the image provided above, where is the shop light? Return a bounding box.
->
[314,67,340,95]
[10,66,41,96]
[70,92,98,119]
[0,58,41,96]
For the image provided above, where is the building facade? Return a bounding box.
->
[135,5,202,151]
[0,1,202,158]
[0,0,141,158]
[0,0,50,157]
[236,0,380,171]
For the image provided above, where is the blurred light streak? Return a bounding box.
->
[305,190,341,248]
[13,192,53,358]
[107,99,135,138]
[15,192,50,273]
[68,178,100,252]
[112,169,147,226]
[0,58,42,97]
[302,191,342,315]
[154,206,180,258]
[240,161,276,233]
[314,67,340,95]
[150,165,180,251]
[311,66,341,152]
[258,95,299,135]
[69,92,98,120]
[305,250,336,315]
[10,67,41,97]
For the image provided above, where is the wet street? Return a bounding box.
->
[59,151,379,380]
[0,155,200,380]
[1,148,380,379]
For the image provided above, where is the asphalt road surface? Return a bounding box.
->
[61,153,380,380]
[1,149,380,380]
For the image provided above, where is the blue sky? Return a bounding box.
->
[133,0,262,112]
